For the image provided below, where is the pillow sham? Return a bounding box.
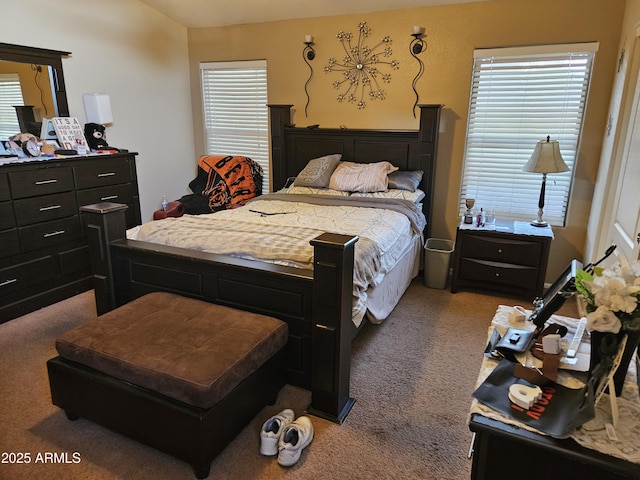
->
[388,170,423,192]
[286,186,350,196]
[329,161,399,193]
[351,188,426,203]
[293,154,342,188]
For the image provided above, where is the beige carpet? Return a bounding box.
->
[0,279,577,480]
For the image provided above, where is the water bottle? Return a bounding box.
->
[161,195,169,211]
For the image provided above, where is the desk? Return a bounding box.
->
[469,306,640,480]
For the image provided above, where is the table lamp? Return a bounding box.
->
[522,136,569,227]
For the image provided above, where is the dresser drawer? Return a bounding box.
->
[13,192,78,226]
[74,160,132,189]
[76,183,135,207]
[9,167,74,199]
[0,255,57,295]
[18,217,82,252]
[459,258,539,292]
[0,174,9,201]
[460,235,542,267]
[59,245,91,275]
[0,229,20,258]
[0,202,15,230]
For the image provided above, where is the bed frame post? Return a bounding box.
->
[80,202,128,315]
[417,104,442,239]
[268,104,293,191]
[307,233,358,424]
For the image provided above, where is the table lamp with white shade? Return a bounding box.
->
[522,136,569,227]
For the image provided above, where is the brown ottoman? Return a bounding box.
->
[47,292,288,479]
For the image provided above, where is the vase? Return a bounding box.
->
[589,329,640,396]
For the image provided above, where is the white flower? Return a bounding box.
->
[585,306,622,334]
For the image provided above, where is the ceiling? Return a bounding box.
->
[138,0,486,28]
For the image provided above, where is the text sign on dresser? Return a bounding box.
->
[50,117,90,153]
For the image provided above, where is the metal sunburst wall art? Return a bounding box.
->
[323,21,399,110]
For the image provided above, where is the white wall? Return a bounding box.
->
[2,0,195,222]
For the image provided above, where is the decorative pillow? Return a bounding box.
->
[293,154,342,188]
[388,170,423,192]
[286,186,350,196]
[351,188,426,203]
[329,161,399,193]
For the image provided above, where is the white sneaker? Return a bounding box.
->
[277,416,314,466]
[260,409,295,456]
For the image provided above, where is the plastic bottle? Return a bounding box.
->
[161,195,169,211]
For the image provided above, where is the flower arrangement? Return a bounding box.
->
[575,261,640,333]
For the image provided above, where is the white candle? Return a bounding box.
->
[412,26,423,35]
[304,35,314,43]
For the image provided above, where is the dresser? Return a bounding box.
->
[0,153,139,323]
[451,220,553,300]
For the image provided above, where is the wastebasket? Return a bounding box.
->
[423,238,454,289]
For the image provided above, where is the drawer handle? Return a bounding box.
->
[43,230,65,238]
[0,278,18,287]
[497,249,503,253]
[495,273,500,277]
[35,179,58,185]
[97,172,116,178]
[101,195,118,201]
[39,204,61,211]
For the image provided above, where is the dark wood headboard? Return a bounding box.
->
[268,104,442,238]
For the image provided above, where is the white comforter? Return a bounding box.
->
[128,195,423,326]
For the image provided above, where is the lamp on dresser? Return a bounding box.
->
[522,135,569,227]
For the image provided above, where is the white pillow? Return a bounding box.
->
[329,161,399,193]
[351,188,426,203]
[286,186,350,196]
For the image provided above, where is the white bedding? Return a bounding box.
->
[128,195,423,326]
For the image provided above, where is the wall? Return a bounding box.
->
[2,0,195,222]
[188,0,624,282]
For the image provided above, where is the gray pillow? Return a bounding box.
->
[388,170,423,192]
[293,154,342,188]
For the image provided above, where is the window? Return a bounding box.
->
[0,73,24,139]
[200,60,269,193]
[459,43,598,226]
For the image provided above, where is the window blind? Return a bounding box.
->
[460,43,598,226]
[200,60,269,193]
[0,73,24,140]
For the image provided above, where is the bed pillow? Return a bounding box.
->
[293,154,342,188]
[329,161,399,193]
[351,188,426,203]
[388,170,423,192]
[286,186,350,196]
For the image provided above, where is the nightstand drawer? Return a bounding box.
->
[460,235,542,267]
[459,258,539,291]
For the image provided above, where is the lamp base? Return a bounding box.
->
[530,220,548,227]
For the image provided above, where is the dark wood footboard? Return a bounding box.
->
[81,202,358,423]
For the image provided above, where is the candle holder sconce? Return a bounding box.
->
[410,26,427,118]
[303,35,316,117]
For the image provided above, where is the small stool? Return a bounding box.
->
[47,292,288,478]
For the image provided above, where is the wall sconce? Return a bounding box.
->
[410,26,427,118]
[303,35,315,117]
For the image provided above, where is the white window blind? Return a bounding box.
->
[0,73,24,140]
[200,60,269,193]
[460,43,598,226]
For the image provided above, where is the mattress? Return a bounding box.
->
[128,193,425,326]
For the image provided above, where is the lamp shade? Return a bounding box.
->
[83,93,113,125]
[522,136,569,174]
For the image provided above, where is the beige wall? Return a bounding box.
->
[188,0,625,282]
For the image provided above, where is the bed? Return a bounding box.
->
[82,104,442,423]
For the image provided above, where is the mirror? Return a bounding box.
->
[0,42,70,137]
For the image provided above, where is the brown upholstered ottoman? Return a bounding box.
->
[47,292,288,479]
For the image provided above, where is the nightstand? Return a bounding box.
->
[451,219,553,299]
